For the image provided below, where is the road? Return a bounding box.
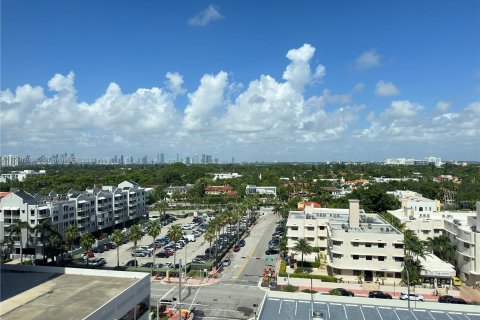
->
[151,208,280,319]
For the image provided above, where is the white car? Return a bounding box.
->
[140,246,154,254]
[399,292,424,301]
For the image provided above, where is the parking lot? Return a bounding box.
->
[87,213,214,268]
[260,296,480,320]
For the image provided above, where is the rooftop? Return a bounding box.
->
[0,266,142,320]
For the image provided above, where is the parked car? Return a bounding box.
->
[83,251,95,259]
[155,251,168,258]
[163,262,174,268]
[125,260,139,267]
[92,247,104,253]
[140,246,154,254]
[88,258,106,267]
[222,259,231,267]
[131,250,148,257]
[107,242,117,249]
[452,277,463,287]
[141,262,156,268]
[399,292,424,301]
[438,295,454,303]
[233,245,241,252]
[449,298,468,304]
[238,239,246,247]
[368,291,392,299]
[265,248,279,255]
[329,288,354,296]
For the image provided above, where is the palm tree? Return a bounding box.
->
[33,220,55,264]
[6,221,29,264]
[146,220,161,273]
[64,225,79,259]
[293,238,313,270]
[111,229,123,268]
[167,224,183,269]
[204,229,215,259]
[425,236,455,262]
[129,224,143,267]
[154,201,168,222]
[80,232,95,265]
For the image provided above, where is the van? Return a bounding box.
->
[184,234,196,242]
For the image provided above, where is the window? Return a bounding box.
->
[353,270,362,276]
[422,230,430,234]
[366,256,372,260]
[290,226,298,231]
[365,243,371,247]
[463,256,470,262]
[376,271,385,277]
[334,268,342,275]
[307,237,314,241]
[353,255,359,260]
[306,227,314,231]
[30,220,35,224]
[319,226,325,230]
[395,272,402,278]
[378,256,385,261]
[333,253,343,258]
[464,242,470,248]
[352,242,359,247]
[333,240,343,246]
[319,237,326,241]
[30,210,35,216]
[387,273,393,278]
[378,243,385,248]
[394,244,404,249]
[394,257,404,262]
[290,237,298,241]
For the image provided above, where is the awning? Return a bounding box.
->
[98,197,106,200]
[2,207,11,210]
[78,200,87,203]
[38,206,50,210]
[10,207,20,211]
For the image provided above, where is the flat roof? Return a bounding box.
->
[0,269,137,320]
[419,254,455,276]
[260,296,480,320]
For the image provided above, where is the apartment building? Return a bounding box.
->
[0,180,146,257]
[213,173,242,180]
[287,200,405,283]
[389,202,480,285]
[245,185,277,196]
[387,190,441,213]
[0,170,47,183]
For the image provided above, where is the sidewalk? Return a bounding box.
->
[155,275,221,286]
[459,284,480,302]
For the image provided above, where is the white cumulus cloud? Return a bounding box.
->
[188,5,224,27]
[354,50,381,70]
[375,80,400,96]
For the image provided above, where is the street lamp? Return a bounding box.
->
[405,265,410,310]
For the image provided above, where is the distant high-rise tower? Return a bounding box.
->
[176,153,180,163]
[201,154,206,164]
[160,153,165,164]
[232,157,234,163]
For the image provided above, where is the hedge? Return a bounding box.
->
[278,270,338,283]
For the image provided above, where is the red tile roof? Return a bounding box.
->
[0,192,12,198]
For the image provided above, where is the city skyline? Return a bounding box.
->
[1,1,479,161]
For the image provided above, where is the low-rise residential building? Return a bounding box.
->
[389,201,480,285]
[287,200,404,283]
[387,190,441,213]
[0,180,146,258]
[212,173,242,180]
[245,185,277,196]
[205,185,234,195]
[164,184,194,198]
[418,253,456,288]
[0,169,46,183]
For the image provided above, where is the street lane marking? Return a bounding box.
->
[189,287,201,311]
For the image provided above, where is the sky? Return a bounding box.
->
[1,0,479,162]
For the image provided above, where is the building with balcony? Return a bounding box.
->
[387,190,441,214]
[286,200,404,283]
[0,181,146,259]
[389,201,480,285]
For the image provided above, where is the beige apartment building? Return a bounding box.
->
[389,201,480,285]
[287,200,405,283]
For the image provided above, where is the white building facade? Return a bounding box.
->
[287,200,404,283]
[0,180,146,257]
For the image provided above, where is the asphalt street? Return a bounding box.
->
[151,207,280,319]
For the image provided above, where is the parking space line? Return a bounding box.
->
[392,308,402,320]
[295,301,297,316]
[327,303,330,319]
[278,299,283,314]
[343,305,348,319]
[376,307,384,320]
[189,287,201,311]
[445,313,454,320]
[359,305,366,320]
[427,311,436,320]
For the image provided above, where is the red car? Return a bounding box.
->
[233,245,240,252]
[83,251,95,259]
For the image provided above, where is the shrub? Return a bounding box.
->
[302,289,317,294]
[279,261,287,275]
[302,261,320,268]
[282,284,298,292]
[329,288,342,296]
[289,273,338,282]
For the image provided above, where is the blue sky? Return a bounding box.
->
[1,0,479,162]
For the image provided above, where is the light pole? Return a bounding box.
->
[405,265,410,310]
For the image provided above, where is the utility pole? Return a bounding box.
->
[179,259,182,314]
[406,266,410,310]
